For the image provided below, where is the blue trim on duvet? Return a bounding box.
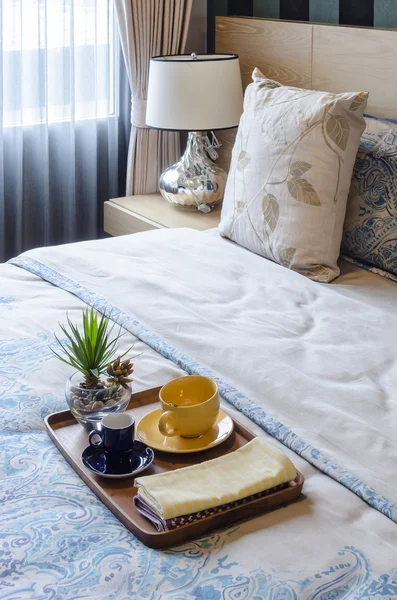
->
[365,113,397,124]
[10,255,397,525]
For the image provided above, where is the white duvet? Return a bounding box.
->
[17,228,397,508]
[1,227,396,599]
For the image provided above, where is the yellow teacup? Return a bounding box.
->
[158,375,220,438]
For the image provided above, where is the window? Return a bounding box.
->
[2,0,116,127]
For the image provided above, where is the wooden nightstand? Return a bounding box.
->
[104,193,221,236]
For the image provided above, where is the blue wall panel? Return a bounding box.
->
[253,0,280,19]
[374,0,397,28]
[310,0,339,23]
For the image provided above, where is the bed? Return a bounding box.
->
[1,17,397,600]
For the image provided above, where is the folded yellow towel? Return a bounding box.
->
[134,438,297,520]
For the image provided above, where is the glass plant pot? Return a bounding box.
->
[66,372,131,430]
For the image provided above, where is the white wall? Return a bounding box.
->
[185,0,207,53]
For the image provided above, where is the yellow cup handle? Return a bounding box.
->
[158,410,179,437]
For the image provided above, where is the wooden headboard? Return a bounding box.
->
[215,17,397,170]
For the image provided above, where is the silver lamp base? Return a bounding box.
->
[159,132,227,213]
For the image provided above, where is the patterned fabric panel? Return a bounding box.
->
[208,0,397,51]
[341,115,397,281]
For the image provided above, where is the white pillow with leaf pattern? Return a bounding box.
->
[219,69,368,282]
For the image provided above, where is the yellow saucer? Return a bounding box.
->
[136,409,234,454]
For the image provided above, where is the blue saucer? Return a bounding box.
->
[81,441,154,479]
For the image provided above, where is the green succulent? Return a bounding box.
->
[51,308,133,388]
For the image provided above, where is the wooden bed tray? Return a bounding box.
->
[45,386,304,549]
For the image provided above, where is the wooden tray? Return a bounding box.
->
[45,386,304,549]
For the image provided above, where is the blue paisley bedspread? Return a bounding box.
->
[1,230,397,599]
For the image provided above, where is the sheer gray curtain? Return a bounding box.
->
[0,0,130,262]
[115,0,193,195]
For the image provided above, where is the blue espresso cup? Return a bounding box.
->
[89,413,135,454]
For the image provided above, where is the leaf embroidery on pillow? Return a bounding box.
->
[237,150,251,172]
[349,92,368,112]
[289,161,312,178]
[288,177,321,206]
[326,115,350,151]
[306,265,332,282]
[279,247,296,269]
[262,117,288,147]
[263,194,279,232]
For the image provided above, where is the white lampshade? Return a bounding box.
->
[146,54,244,131]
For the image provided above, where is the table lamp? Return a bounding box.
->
[146,53,244,212]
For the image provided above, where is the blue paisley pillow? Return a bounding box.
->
[342,115,397,280]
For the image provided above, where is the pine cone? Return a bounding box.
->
[107,356,134,389]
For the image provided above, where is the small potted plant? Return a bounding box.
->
[51,308,137,428]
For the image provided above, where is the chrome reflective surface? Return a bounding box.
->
[159,132,227,213]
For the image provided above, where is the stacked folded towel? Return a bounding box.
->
[134,438,297,531]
